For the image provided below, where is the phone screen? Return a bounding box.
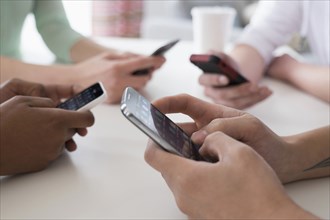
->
[57,83,104,111]
[121,87,204,161]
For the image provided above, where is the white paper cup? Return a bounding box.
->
[191,6,236,53]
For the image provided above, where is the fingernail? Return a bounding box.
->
[191,130,208,143]
[218,76,229,85]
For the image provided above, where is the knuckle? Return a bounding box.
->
[234,145,256,162]
[244,114,263,130]
[178,93,190,100]
[175,195,189,215]
[84,112,95,126]
[11,95,27,103]
[109,63,121,73]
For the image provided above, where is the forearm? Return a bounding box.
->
[0,56,75,84]
[286,63,330,103]
[229,44,266,83]
[285,126,330,182]
[70,38,120,63]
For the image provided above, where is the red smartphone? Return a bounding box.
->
[190,54,248,86]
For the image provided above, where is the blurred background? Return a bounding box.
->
[22,0,307,54]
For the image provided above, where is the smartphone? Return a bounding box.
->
[190,54,248,86]
[132,39,180,76]
[121,87,205,161]
[57,82,107,111]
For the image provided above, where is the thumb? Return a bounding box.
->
[199,131,247,162]
[18,96,55,108]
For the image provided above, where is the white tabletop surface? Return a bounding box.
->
[1,37,329,219]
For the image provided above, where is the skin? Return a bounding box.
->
[0,79,95,176]
[150,94,329,184]
[199,44,329,108]
[268,54,330,103]
[0,38,165,104]
[198,45,272,109]
[145,134,317,219]
[144,94,328,218]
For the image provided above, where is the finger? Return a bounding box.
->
[199,131,246,161]
[219,87,272,109]
[117,74,152,89]
[177,122,198,136]
[65,139,77,152]
[204,82,257,100]
[199,74,229,87]
[152,94,241,123]
[192,116,250,144]
[21,96,56,108]
[115,56,166,75]
[144,139,193,174]
[77,128,88,136]
[55,110,95,128]
[44,84,77,103]
[193,114,270,151]
[4,79,48,97]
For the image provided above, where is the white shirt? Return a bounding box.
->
[238,0,330,66]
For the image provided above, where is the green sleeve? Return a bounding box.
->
[32,0,82,63]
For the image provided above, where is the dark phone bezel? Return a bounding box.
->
[132,39,180,76]
[190,54,248,86]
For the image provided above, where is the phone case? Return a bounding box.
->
[190,54,248,86]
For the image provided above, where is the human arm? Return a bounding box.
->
[0,95,94,176]
[32,1,136,63]
[0,54,165,103]
[268,54,330,103]
[198,1,303,108]
[145,132,318,219]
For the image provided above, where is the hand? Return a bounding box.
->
[0,96,94,175]
[153,95,291,182]
[191,108,295,183]
[72,52,166,104]
[198,52,272,109]
[0,78,80,104]
[151,94,244,137]
[145,132,313,219]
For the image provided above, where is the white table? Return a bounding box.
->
[1,38,329,219]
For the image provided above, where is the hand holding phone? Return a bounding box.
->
[121,87,206,161]
[190,54,248,86]
[57,82,107,111]
[132,39,180,76]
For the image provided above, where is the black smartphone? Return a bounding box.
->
[57,82,107,111]
[190,54,248,86]
[132,39,180,76]
[121,87,206,161]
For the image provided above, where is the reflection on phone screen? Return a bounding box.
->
[124,88,203,160]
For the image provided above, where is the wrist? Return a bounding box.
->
[272,136,304,183]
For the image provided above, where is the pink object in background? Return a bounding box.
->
[92,0,143,38]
